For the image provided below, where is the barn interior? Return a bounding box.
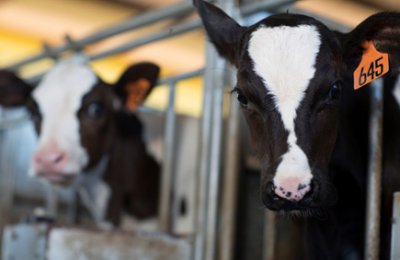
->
[0,0,399,259]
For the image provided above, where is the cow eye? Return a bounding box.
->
[87,102,104,118]
[329,82,341,100]
[232,88,248,109]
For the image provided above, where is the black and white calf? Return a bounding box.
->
[195,0,400,259]
[0,60,161,228]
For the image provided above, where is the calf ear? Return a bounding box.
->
[0,70,32,107]
[193,0,245,66]
[343,12,400,73]
[114,62,160,112]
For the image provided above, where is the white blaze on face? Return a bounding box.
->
[248,25,321,200]
[30,60,97,176]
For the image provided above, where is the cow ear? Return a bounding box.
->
[0,70,32,107]
[343,12,400,73]
[194,0,245,66]
[114,62,160,112]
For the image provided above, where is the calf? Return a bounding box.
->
[194,1,400,259]
[0,60,161,228]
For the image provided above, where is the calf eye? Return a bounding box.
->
[232,88,248,109]
[87,102,104,118]
[329,82,341,100]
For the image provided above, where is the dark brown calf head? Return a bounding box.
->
[0,60,159,185]
[194,0,400,211]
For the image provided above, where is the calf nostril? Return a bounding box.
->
[273,177,311,202]
[54,154,64,164]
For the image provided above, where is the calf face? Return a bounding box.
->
[0,60,159,185]
[194,0,400,211]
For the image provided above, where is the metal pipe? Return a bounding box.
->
[44,183,58,218]
[87,0,297,63]
[365,78,384,260]
[158,81,177,233]
[219,71,241,260]
[8,0,296,72]
[263,211,277,260]
[88,20,201,62]
[391,192,400,260]
[158,69,204,86]
[204,56,226,260]
[240,0,296,16]
[6,1,195,70]
[194,42,217,260]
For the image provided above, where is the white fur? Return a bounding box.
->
[248,25,321,189]
[30,60,97,176]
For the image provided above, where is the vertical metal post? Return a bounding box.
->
[0,108,15,251]
[194,42,219,260]
[219,71,241,260]
[365,78,384,260]
[263,211,277,260]
[159,81,177,233]
[44,183,58,218]
[204,56,226,260]
[391,192,400,260]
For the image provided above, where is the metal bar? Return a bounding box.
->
[391,192,400,260]
[204,0,235,258]
[44,183,58,219]
[365,78,384,260]
[26,23,202,84]
[158,69,204,86]
[240,0,296,16]
[6,1,195,70]
[263,211,277,260]
[204,57,226,260]
[0,108,17,251]
[8,0,296,73]
[219,71,241,260]
[88,20,201,62]
[194,42,217,260]
[159,81,177,233]
[88,0,297,63]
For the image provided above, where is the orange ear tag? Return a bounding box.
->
[126,79,151,111]
[353,41,389,90]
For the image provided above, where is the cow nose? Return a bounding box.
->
[273,177,311,202]
[33,148,67,172]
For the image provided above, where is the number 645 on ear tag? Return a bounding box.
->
[353,41,390,90]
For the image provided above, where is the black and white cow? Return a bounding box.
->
[194,0,400,259]
[0,60,161,228]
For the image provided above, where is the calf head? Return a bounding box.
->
[194,0,400,211]
[0,60,159,185]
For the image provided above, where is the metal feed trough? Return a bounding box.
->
[0,0,398,260]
